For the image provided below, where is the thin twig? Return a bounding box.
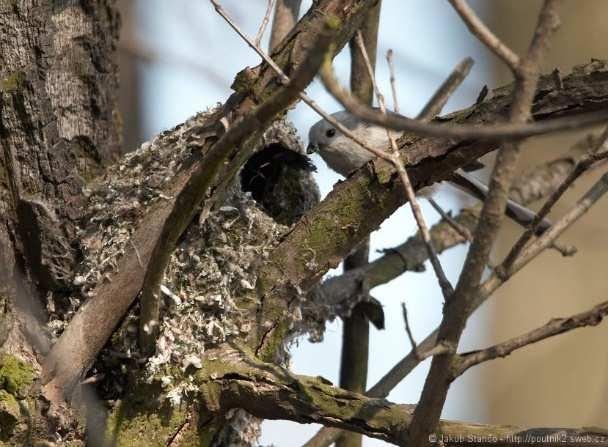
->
[454,299,608,376]
[386,49,399,113]
[401,302,419,358]
[354,32,385,107]
[427,198,473,241]
[255,0,277,48]
[417,57,474,121]
[354,32,454,298]
[448,0,520,70]
[497,171,608,282]
[503,127,608,269]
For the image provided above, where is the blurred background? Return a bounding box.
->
[115,1,608,445]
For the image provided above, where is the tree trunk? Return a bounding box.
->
[0,0,119,443]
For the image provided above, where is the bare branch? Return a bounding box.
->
[401,302,419,359]
[417,57,474,121]
[386,49,399,113]
[353,33,454,298]
[448,0,520,70]
[454,300,608,376]
[401,3,561,444]
[269,0,302,51]
[255,0,277,48]
[502,126,608,269]
[319,61,608,140]
[427,198,473,241]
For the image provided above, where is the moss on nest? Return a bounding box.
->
[0,354,35,398]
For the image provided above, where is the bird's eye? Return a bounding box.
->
[325,128,336,138]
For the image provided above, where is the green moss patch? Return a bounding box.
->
[0,390,20,439]
[0,72,26,94]
[0,354,35,398]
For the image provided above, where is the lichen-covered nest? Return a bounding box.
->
[45,110,319,413]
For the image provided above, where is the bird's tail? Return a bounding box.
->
[450,171,551,235]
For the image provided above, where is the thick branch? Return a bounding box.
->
[409,3,561,444]
[199,348,608,447]
[304,156,608,447]
[256,59,608,359]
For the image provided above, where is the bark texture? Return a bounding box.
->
[0,0,120,296]
[1,0,608,444]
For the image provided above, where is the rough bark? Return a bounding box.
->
[2,0,608,443]
[1,1,120,441]
[198,346,608,447]
[0,0,120,296]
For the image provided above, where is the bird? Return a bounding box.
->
[307,110,551,233]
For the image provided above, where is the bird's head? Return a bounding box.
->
[306,111,363,155]
[306,110,393,176]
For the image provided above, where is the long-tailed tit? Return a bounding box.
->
[307,110,550,233]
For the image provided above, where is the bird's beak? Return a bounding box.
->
[306,143,317,155]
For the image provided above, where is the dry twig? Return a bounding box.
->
[427,198,473,241]
[416,57,474,121]
[401,302,419,358]
[353,31,454,298]
[454,299,608,376]
[386,49,399,113]
[255,0,277,47]
[448,0,520,70]
[503,126,608,269]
